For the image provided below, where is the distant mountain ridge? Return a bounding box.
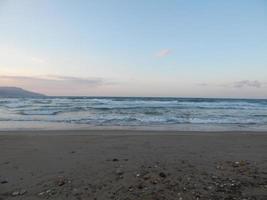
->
[0,87,45,98]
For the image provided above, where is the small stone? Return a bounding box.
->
[12,191,20,196]
[115,168,123,175]
[159,172,167,178]
[1,180,8,184]
[143,174,150,180]
[19,189,27,195]
[46,189,51,193]
[58,180,65,186]
[137,184,144,189]
[207,186,213,190]
[56,177,66,186]
[232,161,245,168]
[38,192,45,196]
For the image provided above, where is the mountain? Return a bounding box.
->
[0,87,45,98]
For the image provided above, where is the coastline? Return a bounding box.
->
[1,130,267,199]
[1,120,267,133]
[1,129,267,135]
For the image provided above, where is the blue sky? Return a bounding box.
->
[0,0,266,97]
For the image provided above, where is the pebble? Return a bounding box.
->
[143,174,150,180]
[38,192,45,196]
[207,186,213,190]
[46,189,51,194]
[233,161,240,167]
[115,168,123,175]
[12,191,20,196]
[12,189,27,196]
[151,179,158,184]
[232,160,248,168]
[159,172,167,178]
[56,177,66,186]
[19,189,27,195]
[0,179,8,184]
[137,184,144,189]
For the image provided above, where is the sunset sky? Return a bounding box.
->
[0,0,267,98]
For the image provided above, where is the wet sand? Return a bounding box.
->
[0,130,267,199]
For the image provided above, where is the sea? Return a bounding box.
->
[0,97,267,131]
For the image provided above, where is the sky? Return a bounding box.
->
[0,0,267,98]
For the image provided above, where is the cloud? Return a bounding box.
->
[43,75,105,85]
[231,80,262,88]
[0,75,105,86]
[156,49,172,58]
[197,80,266,89]
[0,75,112,95]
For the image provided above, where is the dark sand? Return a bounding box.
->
[0,130,267,200]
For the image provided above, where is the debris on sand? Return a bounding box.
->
[11,189,27,196]
[231,160,249,168]
[56,177,67,186]
[9,160,267,200]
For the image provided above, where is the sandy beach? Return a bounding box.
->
[0,130,267,200]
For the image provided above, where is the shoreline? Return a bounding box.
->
[0,129,267,135]
[1,121,267,133]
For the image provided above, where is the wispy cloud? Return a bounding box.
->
[156,49,172,58]
[0,75,112,95]
[197,80,266,89]
[231,80,262,88]
[0,75,105,86]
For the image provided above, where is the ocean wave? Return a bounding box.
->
[0,97,267,127]
[18,110,62,116]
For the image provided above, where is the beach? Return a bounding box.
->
[0,130,267,200]
[1,0,267,199]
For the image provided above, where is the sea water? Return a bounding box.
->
[0,97,267,131]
